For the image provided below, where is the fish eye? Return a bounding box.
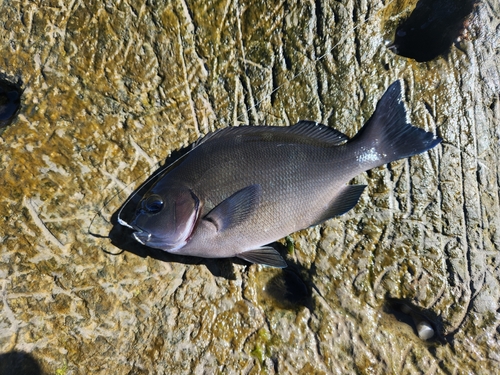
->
[143,195,164,214]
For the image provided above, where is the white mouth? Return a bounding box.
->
[133,231,151,245]
[118,216,134,229]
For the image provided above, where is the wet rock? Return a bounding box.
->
[0,0,499,374]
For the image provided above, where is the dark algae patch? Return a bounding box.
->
[0,75,22,129]
[389,0,477,62]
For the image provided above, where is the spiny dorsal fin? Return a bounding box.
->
[191,127,226,148]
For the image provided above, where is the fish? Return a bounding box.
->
[118,80,441,268]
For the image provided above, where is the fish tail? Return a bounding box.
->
[351,80,441,166]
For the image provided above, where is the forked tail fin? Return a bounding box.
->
[350,80,441,167]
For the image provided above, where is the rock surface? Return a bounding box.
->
[0,0,499,373]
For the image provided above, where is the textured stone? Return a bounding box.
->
[0,0,499,374]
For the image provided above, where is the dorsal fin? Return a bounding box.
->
[191,127,226,148]
[192,121,349,149]
[288,120,349,145]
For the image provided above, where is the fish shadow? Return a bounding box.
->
[248,241,314,311]
[110,203,313,307]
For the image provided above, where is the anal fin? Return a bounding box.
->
[313,184,366,225]
[237,247,287,268]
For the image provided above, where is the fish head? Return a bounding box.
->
[130,186,200,251]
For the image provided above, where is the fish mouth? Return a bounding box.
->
[132,230,151,245]
[131,227,189,252]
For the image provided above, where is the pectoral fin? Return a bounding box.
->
[237,247,288,268]
[313,184,366,225]
[204,184,261,232]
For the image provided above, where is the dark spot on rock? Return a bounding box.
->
[424,101,433,117]
[388,0,477,62]
[0,75,23,129]
[0,351,43,375]
[385,298,447,343]
[489,97,497,112]
[265,268,310,308]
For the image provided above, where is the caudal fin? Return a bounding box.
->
[351,80,441,166]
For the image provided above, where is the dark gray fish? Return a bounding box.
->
[119,81,441,268]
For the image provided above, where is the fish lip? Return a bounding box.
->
[131,226,190,252]
[132,230,151,245]
[117,216,134,229]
